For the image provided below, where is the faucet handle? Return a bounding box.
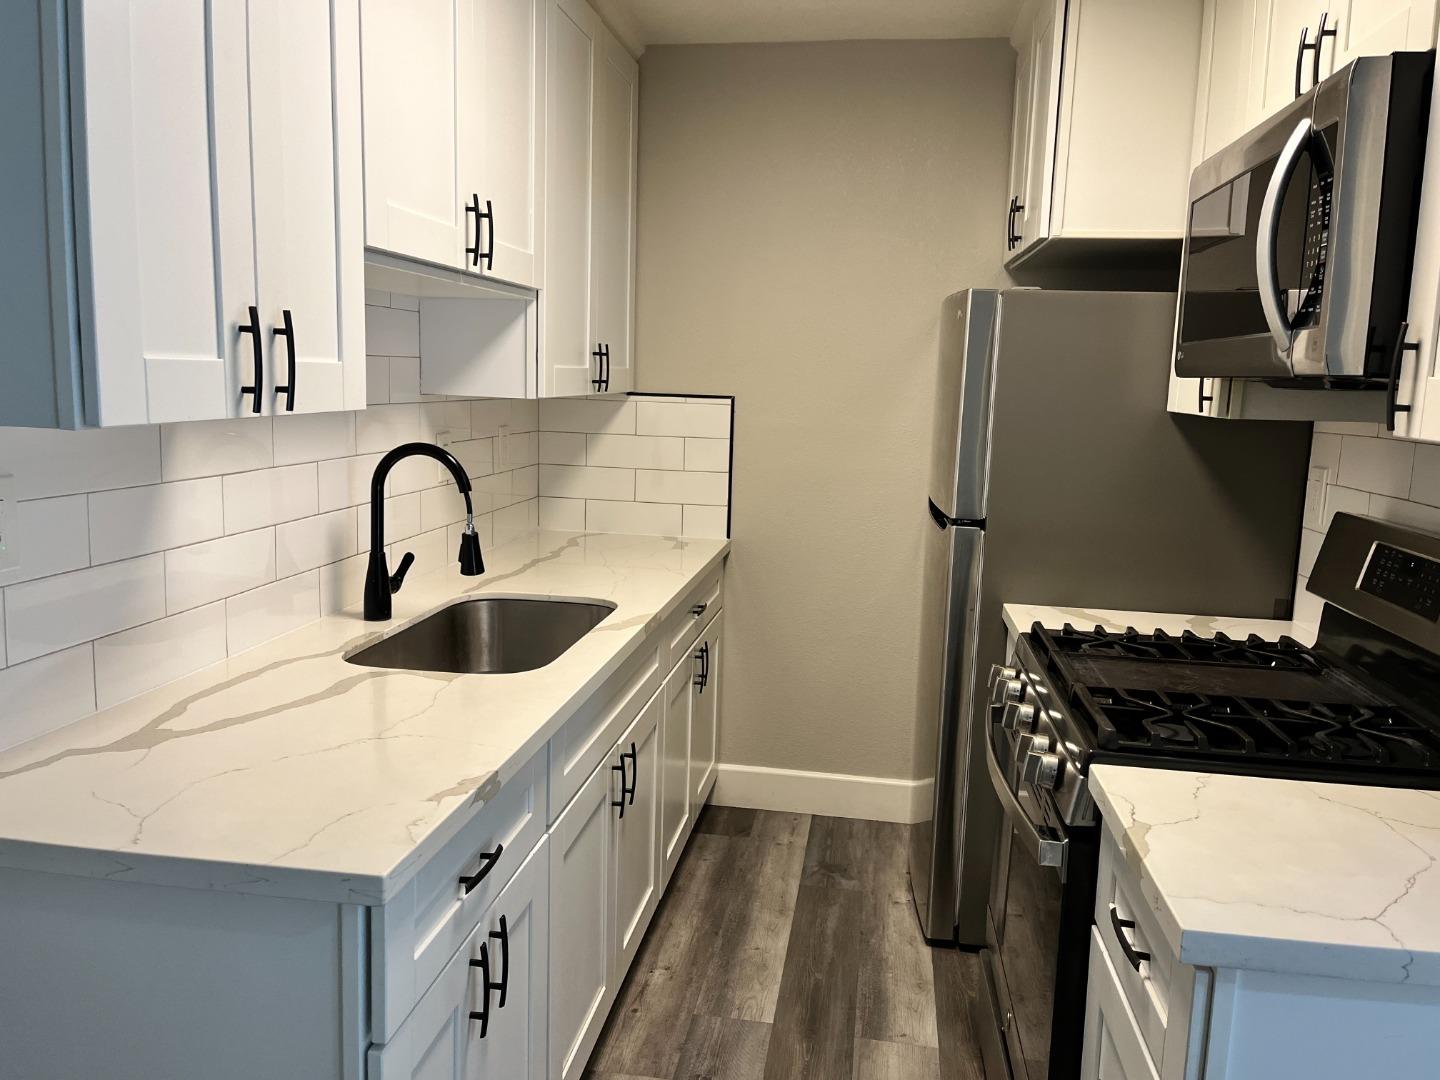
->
[389,551,416,594]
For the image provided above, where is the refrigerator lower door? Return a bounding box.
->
[909,510,985,943]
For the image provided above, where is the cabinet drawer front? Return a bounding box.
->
[1095,826,1178,1066]
[664,566,723,668]
[372,749,548,1043]
[1083,926,1160,1080]
[549,641,661,822]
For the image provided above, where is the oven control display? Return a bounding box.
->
[1359,542,1440,621]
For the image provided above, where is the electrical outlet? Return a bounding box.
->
[0,473,18,574]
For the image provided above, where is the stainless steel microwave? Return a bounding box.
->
[1175,52,1432,386]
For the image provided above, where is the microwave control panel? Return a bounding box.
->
[1295,170,1333,329]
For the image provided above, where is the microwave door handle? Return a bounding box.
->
[983,713,1068,877]
[1256,117,1314,355]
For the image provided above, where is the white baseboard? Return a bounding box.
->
[711,763,934,824]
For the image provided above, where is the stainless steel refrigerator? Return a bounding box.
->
[909,289,1312,945]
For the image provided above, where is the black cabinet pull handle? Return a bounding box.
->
[1006,197,1016,251]
[624,741,638,805]
[592,344,606,393]
[1197,376,1214,413]
[611,758,628,817]
[480,198,494,271]
[1108,904,1151,970]
[1387,321,1417,433]
[238,305,263,414]
[602,344,611,392]
[272,308,296,412]
[1311,12,1336,90]
[691,602,708,618]
[468,942,494,1037]
[694,641,710,693]
[459,843,503,894]
[488,914,509,1009]
[465,194,482,266]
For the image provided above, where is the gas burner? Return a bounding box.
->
[1037,624,1325,671]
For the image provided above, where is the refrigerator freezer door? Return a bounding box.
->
[909,508,985,943]
[928,290,999,522]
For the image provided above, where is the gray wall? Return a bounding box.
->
[635,40,1014,780]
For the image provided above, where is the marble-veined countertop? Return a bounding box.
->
[0,530,728,906]
[1090,765,1440,986]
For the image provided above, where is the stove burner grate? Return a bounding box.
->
[1036,623,1325,671]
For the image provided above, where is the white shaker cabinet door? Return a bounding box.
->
[659,655,693,888]
[465,837,550,1080]
[71,0,234,426]
[588,23,639,395]
[248,0,364,416]
[1249,0,1330,123]
[689,611,722,807]
[549,748,613,1080]
[611,690,661,980]
[1014,0,1061,259]
[541,0,600,397]
[1081,928,1161,1080]
[1329,0,1440,65]
[362,0,468,269]
[461,0,547,289]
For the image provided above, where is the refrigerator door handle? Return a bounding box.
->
[927,498,984,531]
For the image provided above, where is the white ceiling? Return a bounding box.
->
[591,0,1022,53]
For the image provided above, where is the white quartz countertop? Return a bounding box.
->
[1090,765,1440,986]
[1001,603,1315,645]
[0,530,728,907]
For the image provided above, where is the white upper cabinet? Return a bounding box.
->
[1249,0,1333,120]
[1003,0,1203,267]
[588,26,639,396]
[363,0,546,289]
[4,0,363,428]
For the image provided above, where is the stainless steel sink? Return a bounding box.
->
[345,597,615,675]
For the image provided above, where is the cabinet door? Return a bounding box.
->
[688,611,722,807]
[611,690,661,979]
[71,0,234,426]
[1192,0,1260,166]
[1081,927,1160,1080]
[549,749,612,1080]
[362,0,467,269]
[1004,32,1034,256]
[1015,1,1061,258]
[248,0,364,415]
[1249,0,1330,123]
[541,0,599,397]
[1330,0,1439,66]
[589,24,639,395]
[659,656,692,887]
[466,837,549,1080]
[461,0,546,289]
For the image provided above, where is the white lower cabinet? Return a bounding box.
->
[612,691,662,978]
[1082,927,1159,1080]
[370,836,550,1080]
[688,611,722,808]
[659,652,694,887]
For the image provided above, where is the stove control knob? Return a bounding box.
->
[989,664,1017,688]
[1001,701,1036,732]
[1022,750,1062,790]
[993,677,1025,707]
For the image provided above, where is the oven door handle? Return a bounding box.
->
[1256,117,1314,356]
[984,715,1067,877]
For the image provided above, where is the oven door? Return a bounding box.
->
[1176,93,1336,382]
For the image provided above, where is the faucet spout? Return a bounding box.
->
[363,442,486,621]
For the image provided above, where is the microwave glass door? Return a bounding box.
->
[1179,123,1337,373]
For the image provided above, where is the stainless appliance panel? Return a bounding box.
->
[928,289,999,521]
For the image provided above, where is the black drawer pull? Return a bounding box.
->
[480,198,494,271]
[694,641,710,693]
[465,194,481,266]
[238,305,263,414]
[1311,12,1336,90]
[624,741,638,806]
[611,757,628,818]
[601,344,611,392]
[459,843,503,894]
[1197,376,1214,413]
[1294,24,1312,98]
[1109,903,1151,970]
[468,942,495,1037]
[691,602,708,618]
[273,308,296,412]
[488,914,509,1008]
[592,344,606,393]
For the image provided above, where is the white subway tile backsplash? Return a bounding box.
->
[588,434,685,470]
[636,469,728,506]
[276,508,358,578]
[366,305,421,357]
[539,497,586,531]
[390,525,449,575]
[1368,493,1440,534]
[452,437,496,479]
[223,464,319,533]
[390,292,420,312]
[226,573,320,656]
[494,499,539,545]
[1411,443,1440,508]
[387,455,443,496]
[1337,435,1414,498]
[0,646,96,752]
[0,425,161,499]
[318,453,384,512]
[1315,421,1382,436]
[90,480,223,565]
[512,465,538,500]
[162,418,273,481]
[421,401,473,441]
[1322,484,1371,530]
[365,288,392,307]
[420,484,470,533]
[539,431,586,465]
[684,438,730,472]
[319,552,369,615]
[498,430,539,470]
[1298,527,1324,578]
[357,492,422,548]
[389,356,422,403]
[682,505,729,539]
[94,602,228,709]
[1309,433,1341,474]
[586,499,682,536]
[636,400,729,438]
[540,465,636,501]
[367,356,391,405]
[356,404,421,454]
[272,412,357,466]
[166,529,276,614]
[0,495,91,586]
[5,555,166,664]
[539,398,637,435]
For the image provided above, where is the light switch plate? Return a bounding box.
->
[0,473,17,573]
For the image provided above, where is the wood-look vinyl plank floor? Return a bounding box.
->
[586,809,986,1080]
